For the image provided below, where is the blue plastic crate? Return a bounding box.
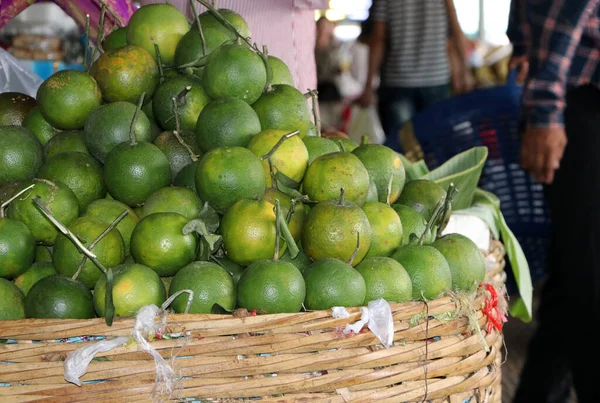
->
[411,72,551,287]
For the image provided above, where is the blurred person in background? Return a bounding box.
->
[358,0,472,152]
[508,0,600,402]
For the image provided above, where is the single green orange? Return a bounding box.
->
[355,257,412,304]
[36,69,103,130]
[102,27,128,51]
[169,261,236,313]
[7,178,80,245]
[352,144,406,204]
[195,97,262,152]
[268,56,294,86]
[302,136,340,165]
[195,147,266,214]
[0,92,36,126]
[303,152,370,206]
[94,263,166,317]
[362,202,403,259]
[174,26,231,70]
[174,160,200,193]
[392,244,452,300]
[396,179,447,222]
[221,199,278,266]
[251,84,311,137]
[84,101,152,163]
[202,43,267,104]
[43,130,89,160]
[366,179,378,203]
[152,75,210,132]
[53,216,125,288]
[92,45,158,104]
[103,141,171,207]
[333,137,359,153]
[237,260,305,314]
[14,262,56,296]
[391,204,434,246]
[35,245,53,263]
[0,216,36,279]
[262,188,305,241]
[301,197,372,266]
[193,9,251,40]
[279,248,312,276]
[24,274,94,319]
[38,151,106,210]
[0,278,25,320]
[126,3,190,66]
[153,130,201,180]
[142,186,202,220]
[247,129,309,188]
[83,198,140,254]
[212,256,245,285]
[432,233,486,293]
[304,258,366,310]
[0,126,43,186]
[130,212,198,277]
[22,106,60,145]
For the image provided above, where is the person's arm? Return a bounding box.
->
[357,21,386,106]
[445,0,474,93]
[506,0,530,83]
[520,0,599,184]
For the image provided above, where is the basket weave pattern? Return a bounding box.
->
[0,242,507,403]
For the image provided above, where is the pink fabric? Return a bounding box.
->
[138,0,328,93]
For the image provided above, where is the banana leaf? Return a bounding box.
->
[422,146,488,210]
[398,153,430,181]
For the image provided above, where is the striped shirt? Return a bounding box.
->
[508,0,600,128]
[371,0,450,87]
[138,0,328,94]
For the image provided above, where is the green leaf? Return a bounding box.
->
[274,171,301,191]
[105,268,115,327]
[276,204,299,259]
[400,155,430,181]
[422,146,488,210]
[183,219,222,250]
[198,202,220,233]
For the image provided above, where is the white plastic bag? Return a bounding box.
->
[0,49,43,97]
[346,105,386,145]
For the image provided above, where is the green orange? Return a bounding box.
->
[24,274,94,319]
[432,233,486,293]
[0,92,36,126]
[22,106,60,145]
[141,186,203,220]
[352,144,406,204]
[302,136,340,165]
[0,216,36,279]
[193,9,251,40]
[304,258,366,310]
[268,56,294,86]
[83,198,140,254]
[43,131,89,160]
[0,126,43,186]
[102,27,128,51]
[362,202,403,259]
[262,188,305,241]
[396,179,447,222]
[153,130,201,180]
[0,278,25,320]
[174,26,231,70]
[14,262,56,296]
[391,204,433,246]
[36,69,103,130]
[129,212,197,277]
[195,147,266,214]
[251,84,311,137]
[355,257,412,304]
[94,263,166,317]
[174,160,200,193]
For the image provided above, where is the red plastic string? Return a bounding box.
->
[480,283,507,333]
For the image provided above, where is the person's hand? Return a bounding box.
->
[357,88,374,107]
[452,67,475,94]
[520,126,567,184]
[509,55,529,85]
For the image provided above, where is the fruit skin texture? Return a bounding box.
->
[7,179,80,245]
[0,126,43,186]
[193,9,251,40]
[352,144,406,204]
[14,262,57,296]
[268,56,294,86]
[391,204,434,245]
[142,186,203,220]
[304,258,366,311]
[129,212,198,277]
[195,97,262,152]
[247,129,309,188]
[195,147,266,214]
[355,257,412,304]
[83,199,140,254]
[302,136,340,165]
[362,202,403,259]
[92,45,159,104]
[0,278,26,320]
[153,130,201,181]
[102,27,127,51]
[23,106,60,146]
[103,142,171,207]
[251,84,311,137]
[94,263,166,317]
[152,75,210,132]
[36,69,103,130]
[53,216,125,289]
[0,218,36,279]
[221,199,278,266]
[84,101,153,163]
[169,261,236,313]
[126,3,190,66]
[44,130,89,159]
[24,274,94,319]
[396,179,447,222]
[303,152,370,206]
[392,245,452,300]
[202,43,267,104]
[301,198,372,266]
[174,27,230,71]
[38,151,107,211]
[432,233,486,292]
[0,92,37,125]
[237,260,305,314]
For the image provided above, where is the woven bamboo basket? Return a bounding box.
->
[0,241,507,403]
